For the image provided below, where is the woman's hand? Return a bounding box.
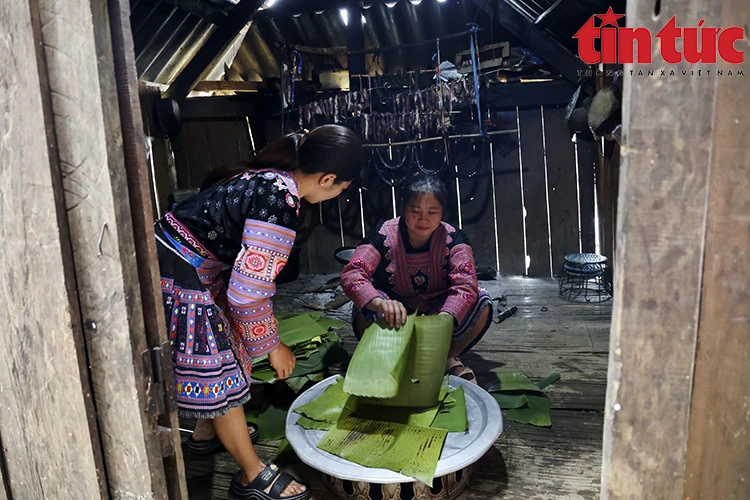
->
[268,343,296,379]
[367,297,408,329]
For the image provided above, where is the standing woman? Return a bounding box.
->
[340,175,493,383]
[156,125,364,499]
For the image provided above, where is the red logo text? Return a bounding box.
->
[573,7,745,65]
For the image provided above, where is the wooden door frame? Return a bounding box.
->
[1,0,187,497]
[601,0,749,498]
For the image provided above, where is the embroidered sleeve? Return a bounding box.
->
[341,243,386,312]
[227,219,296,358]
[440,243,479,324]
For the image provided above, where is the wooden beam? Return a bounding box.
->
[0,0,104,497]
[683,0,750,496]
[165,0,265,99]
[600,0,749,498]
[257,0,346,17]
[107,0,189,495]
[469,0,589,88]
[345,0,366,81]
[180,95,261,119]
[533,0,566,29]
[192,80,265,92]
[161,0,228,24]
[481,79,577,108]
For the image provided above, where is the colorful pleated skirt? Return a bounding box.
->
[156,227,251,419]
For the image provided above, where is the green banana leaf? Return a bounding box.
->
[296,415,335,431]
[245,405,288,441]
[431,386,468,432]
[352,402,441,428]
[535,373,561,390]
[491,371,545,393]
[315,317,346,330]
[343,314,415,399]
[317,415,447,485]
[294,379,354,423]
[347,314,453,407]
[492,393,529,409]
[506,395,552,427]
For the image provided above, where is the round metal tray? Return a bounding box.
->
[285,375,503,483]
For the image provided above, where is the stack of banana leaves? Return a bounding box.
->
[250,312,349,391]
[292,314,469,485]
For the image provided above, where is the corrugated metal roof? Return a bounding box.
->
[132,0,625,86]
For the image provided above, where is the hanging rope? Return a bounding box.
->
[469,24,485,138]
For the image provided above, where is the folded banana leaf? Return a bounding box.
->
[317,415,448,485]
[506,395,551,427]
[431,386,468,432]
[294,378,354,424]
[488,370,559,427]
[343,314,415,399]
[345,314,453,407]
[296,415,335,431]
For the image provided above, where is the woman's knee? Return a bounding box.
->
[352,310,369,340]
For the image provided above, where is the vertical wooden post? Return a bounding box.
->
[683,0,750,496]
[346,0,366,83]
[602,0,750,498]
[0,0,104,497]
[31,0,170,496]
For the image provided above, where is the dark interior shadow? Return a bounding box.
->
[462,445,509,498]
[460,351,506,388]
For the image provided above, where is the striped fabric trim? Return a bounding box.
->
[227,219,296,358]
[164,212,218,260]
[340,243,383,312]
[440,243,479,325]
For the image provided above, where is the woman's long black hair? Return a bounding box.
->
[201,124,364,189]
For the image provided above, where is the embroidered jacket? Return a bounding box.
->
[158,169,300,374]
[341,217,479,324]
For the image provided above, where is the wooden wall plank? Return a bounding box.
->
[576,137,597,253]
[518,107,552,277]
[339,187,364,246]
[600,1,722,497]
[493,121,526,276]
[543,105,580,276]
[205,119,247,170]
[0,0,103,496]
[36,0,169,495]
[183,121,211,187]
[684,2,750,495]
[457,140,498,272]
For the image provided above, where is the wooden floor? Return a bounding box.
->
[183,275,611,499]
